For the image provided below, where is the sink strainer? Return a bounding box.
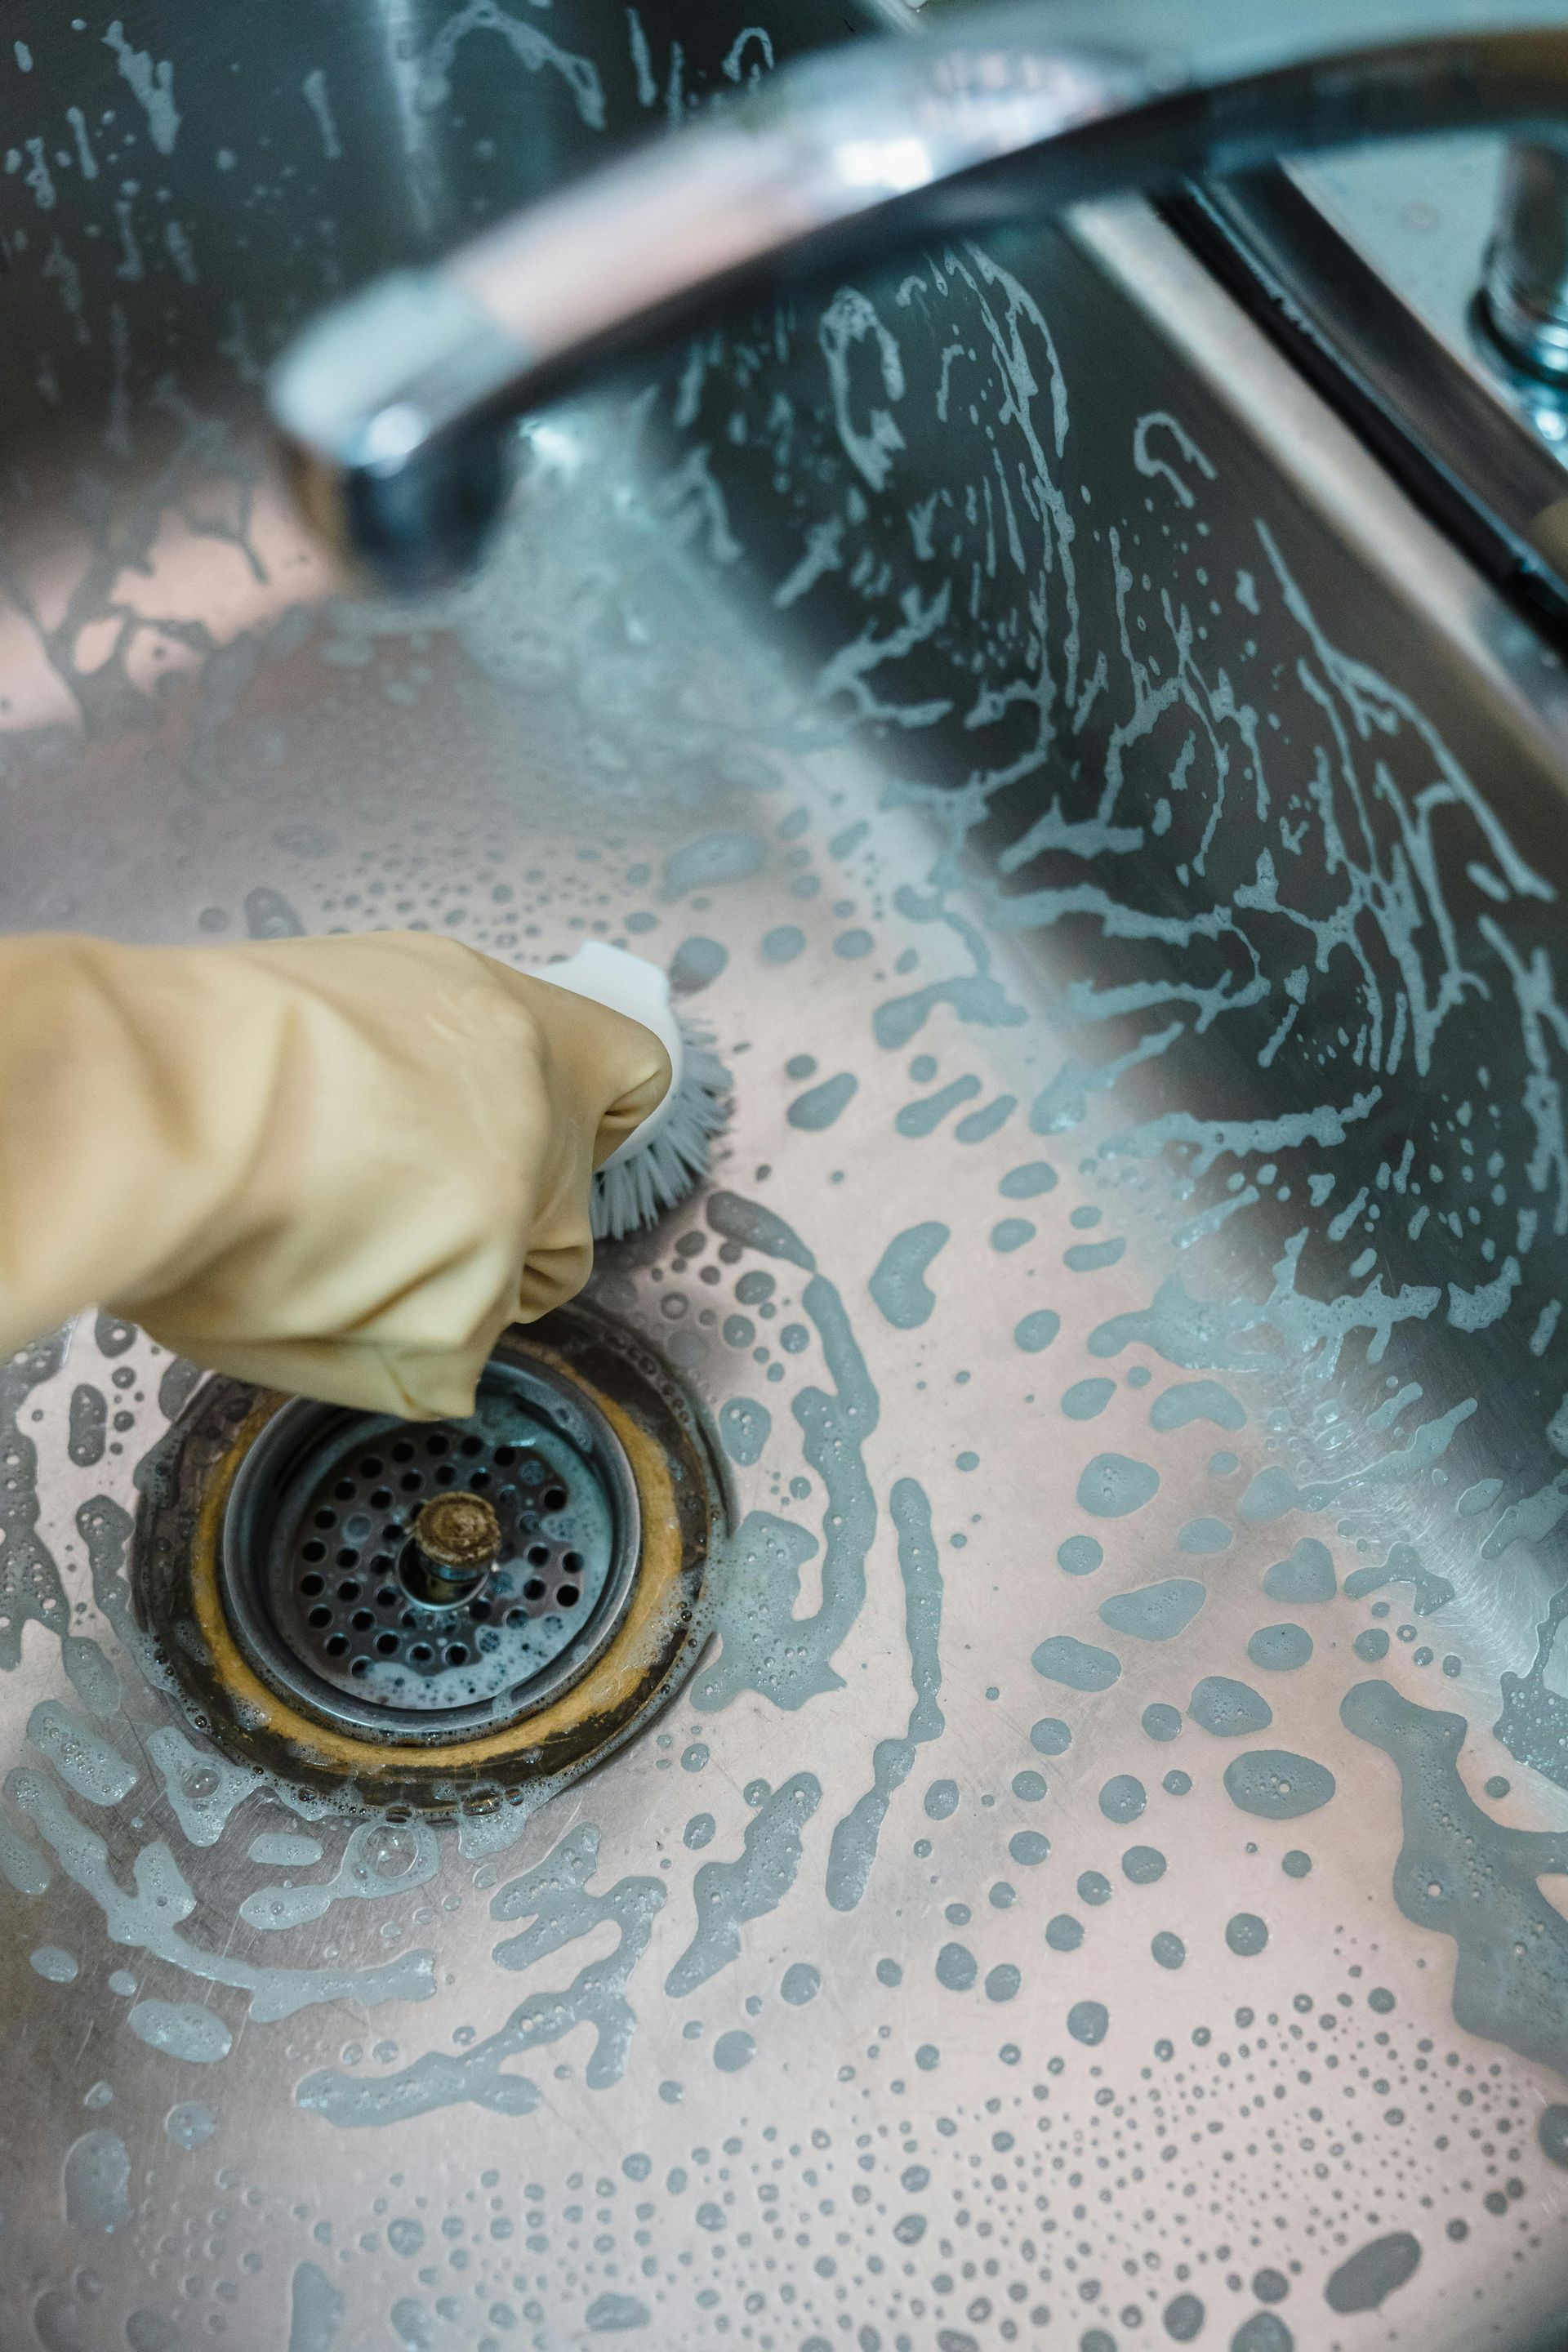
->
[134,1310,725,1815]
[220,1352,639,1738]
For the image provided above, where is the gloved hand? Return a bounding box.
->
[0,930,670,1418]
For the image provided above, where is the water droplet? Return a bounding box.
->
[364,1826,418,1878]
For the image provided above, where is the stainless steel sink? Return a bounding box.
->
[6,5,1568,2348]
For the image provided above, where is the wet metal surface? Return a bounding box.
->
[5,4,1568,2349]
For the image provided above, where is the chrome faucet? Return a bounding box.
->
[1484,139,1568,377]
[270,0,1568,589]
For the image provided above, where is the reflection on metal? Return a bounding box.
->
[133,1312,723,1810]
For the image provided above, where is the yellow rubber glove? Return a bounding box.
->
[0,931,670,1418]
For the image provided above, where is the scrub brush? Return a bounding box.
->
[539,941,730,1241]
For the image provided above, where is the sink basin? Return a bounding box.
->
[5,5,1568,2347]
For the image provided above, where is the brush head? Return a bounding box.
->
[536,942,731,1241]
[589,1025,730,1242]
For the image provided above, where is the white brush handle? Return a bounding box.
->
[532,942,684,1172]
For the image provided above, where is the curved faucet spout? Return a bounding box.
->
[270,0,1568,587]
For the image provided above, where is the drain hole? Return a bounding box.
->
[182,1320,701,1751]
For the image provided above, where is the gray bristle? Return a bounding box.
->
[590,1025,731,1242]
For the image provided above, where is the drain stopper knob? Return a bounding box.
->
[412,1490,501,1578]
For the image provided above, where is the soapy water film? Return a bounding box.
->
[7,13,1568,2351]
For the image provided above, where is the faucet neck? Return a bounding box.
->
[270,0,1568,586]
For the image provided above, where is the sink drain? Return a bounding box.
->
[134,1309,725,1815]
[221,1351,640,1735]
